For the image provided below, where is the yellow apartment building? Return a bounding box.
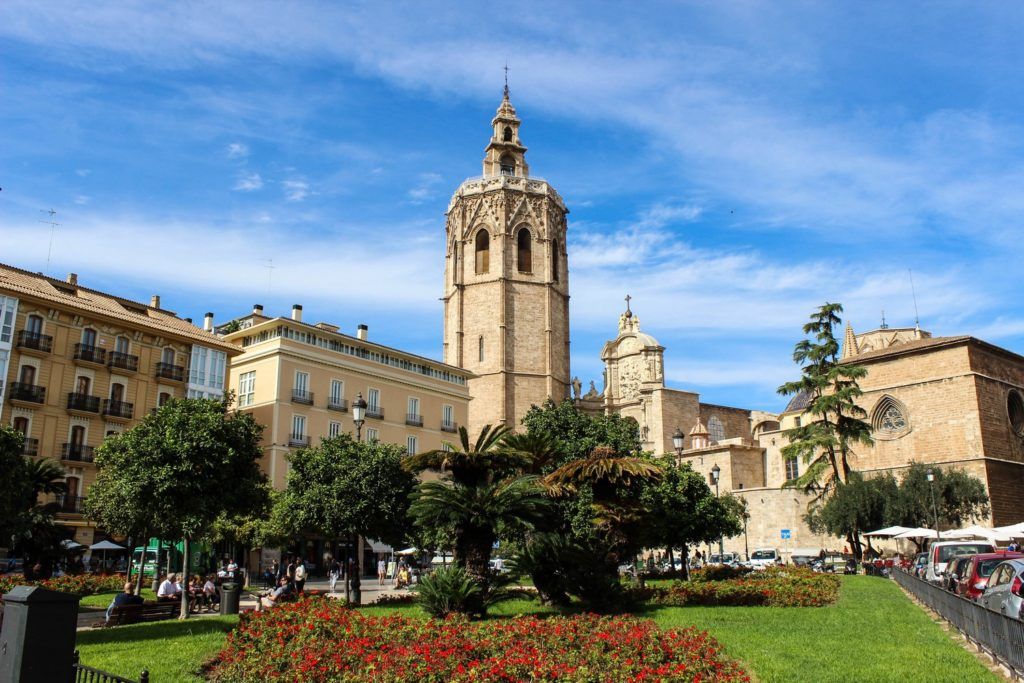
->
[0,263,241,547]
[219,304,473,491]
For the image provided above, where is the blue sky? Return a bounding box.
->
[2,2,1023,412]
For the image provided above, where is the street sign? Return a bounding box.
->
[781,529,791,540]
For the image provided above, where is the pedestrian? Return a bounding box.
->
[294,558,307,594]
[328,557,340,594]
[1008,541,1019,552]
[378,557,387,586]
[286,555,297,589]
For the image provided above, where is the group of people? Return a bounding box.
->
[259,554,308,608]
[155,572,222,611]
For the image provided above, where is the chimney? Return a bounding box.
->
[204,312,214,332]
[150,295,161,308]
[184,317,192,324]
[66,273,78,286]
[252,304,264,316]
[356,324,368,340]
[291,304,303,322]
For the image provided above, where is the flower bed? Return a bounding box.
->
[651,567,840,608]
[205,597,749,682]
[0,573,126,598]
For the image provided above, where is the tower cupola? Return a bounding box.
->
[482,85,529,177]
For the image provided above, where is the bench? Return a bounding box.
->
[99,600,180,627]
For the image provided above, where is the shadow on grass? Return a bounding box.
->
[76,617,237,646]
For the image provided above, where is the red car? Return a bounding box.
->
[956,551,1024,601]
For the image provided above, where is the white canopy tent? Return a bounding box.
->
[864,526,913,538]
[941,525,1013,543]
[893,527,941,539]
[994,522,1024,538]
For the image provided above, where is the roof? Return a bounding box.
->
[845,335,972,363]
[783,388,814,413]
[0,262,239,353]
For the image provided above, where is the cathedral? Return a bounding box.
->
[443,87,1024,556]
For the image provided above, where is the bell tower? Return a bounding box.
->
[443,86,571,434]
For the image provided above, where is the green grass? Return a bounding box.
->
[78,588,157,609]
[73,577,996,683]
[76,616,237,682]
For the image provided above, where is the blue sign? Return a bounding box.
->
[781,529,792,540]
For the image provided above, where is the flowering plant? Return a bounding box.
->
[0,573,126,598]
[205,597,749,682]
[652,566,840,607]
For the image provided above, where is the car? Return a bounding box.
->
[944,555,974,592]
[708,553,739,566]
[978,558,1024,620]
[924,541,994,584]
[956,552,1024,602]
[748,548,781,570]
[790,548,823,567]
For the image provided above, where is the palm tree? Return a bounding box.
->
[24,457,67,500]
[404,424,528,486]
[499,432,562,474]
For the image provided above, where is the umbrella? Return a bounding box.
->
[60,539,84,550]
[893,528,941,539]
[941,525,1013,543]
[994,522,1024,537]
[89,540,126,571]
[864,526,913,537]
[395,547,418,555]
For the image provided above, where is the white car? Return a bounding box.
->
[924,541,994,585]
[748,548,780,570]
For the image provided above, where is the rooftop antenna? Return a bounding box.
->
[503,62,510,98]
[908,268,920,328]
[880,309,888,330]
[39,208,60,273]
[263,258,275,296]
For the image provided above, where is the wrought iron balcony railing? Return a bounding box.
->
[291,389,314,405]
[102,399,134,419]
[155,363,186,382]
[21,437,39,456]
[73,343,107,364]
[9,382,46,404]
[441,421,458,433]
[16,330,53,353]
[405,414,423,427]
[288,434,311,447]
[107,351,140,372]
[67,392,101,413]
[61,443,95,462]
[327,397,348,412]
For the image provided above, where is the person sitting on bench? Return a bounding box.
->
[106,582,144,623]
[157,572,182,601]
[260,576,294,609]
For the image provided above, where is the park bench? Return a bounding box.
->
[97,600,179,627]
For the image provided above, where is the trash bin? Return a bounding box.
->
[220,582,240,615]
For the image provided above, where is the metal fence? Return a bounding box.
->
[72,650,148,683]
[892,569,1024,680]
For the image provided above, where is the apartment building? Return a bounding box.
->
[0,263,240,546]
[219,304,473,489]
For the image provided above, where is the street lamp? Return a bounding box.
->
[352,393,367,442]
[711,464,723,556]
[672,427,684,456]
[926,468,940,546]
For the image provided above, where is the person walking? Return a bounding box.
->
[328,557,340,594]
[294,558,307,594]
[378,558,387,586]
[286,555,297,590]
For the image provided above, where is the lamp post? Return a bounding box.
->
[738,483,749,561]
[926,468,940,546]
[711,463,723,556]
[672,427,684,457]
[352,393,367,442]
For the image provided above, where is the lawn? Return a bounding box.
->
[79,588,157,609]
[73,576,997,682]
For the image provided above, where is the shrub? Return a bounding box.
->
[205,596,749,682]
[0,573,126,598]
[415,564,482,617]
[651,566,840,608]
[373,592,416,606]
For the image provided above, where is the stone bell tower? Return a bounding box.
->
[442,85,571,434]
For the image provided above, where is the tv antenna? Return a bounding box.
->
[39,209,60,273]
[908,268,920,327]
[263,258,275,295]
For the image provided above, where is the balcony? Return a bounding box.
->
[366,406,384,419]
[288,434,311,447]
[73,343,107,366]
[66,392,101,414]
[291,389,314,405]
[155,362,186,382]
[61,443,95,463]
[21,437,39,457]
[441,421,458,433]
[405,413,423,427]
[8,382,46,406]
[57,494,86,514]
[16,330,53,354]
[108,351,140,374]
[102,399,134,421]
[327,397,349,412]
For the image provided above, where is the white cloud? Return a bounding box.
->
[74,168,91,177]
[73,195,90,205]
[234,172,263,191]
[282,179,311,202]
[407,172,443,203]
[226,142,249,158]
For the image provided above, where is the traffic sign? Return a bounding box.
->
[781,529,791,540]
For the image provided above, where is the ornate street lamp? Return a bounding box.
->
[672,427,684,456]
[352,393,367,442]
[926,468,940,546]
[711,464,724,556]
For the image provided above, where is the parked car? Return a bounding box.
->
[956,552,1024,602]
[708,553,740,566]
[791,548,823,567]
[978,558,1024,620]
[924,541,994,584]
[748,548,781,570]
[944,555,974,592]
[912,552,928,578]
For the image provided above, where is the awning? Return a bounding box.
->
[60,539,84,549]
[89,540,126,551]
[941,525,1013,543]
[893,528,941,539]
[367,539,392,554]
[864,526,913,538]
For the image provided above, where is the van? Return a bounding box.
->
[748,548,781,570]
[925,541,994,584]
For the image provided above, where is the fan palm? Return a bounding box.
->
[24,457,67,499]
[404,424,528,486]
[499,432,562,474]
[545,445,662,501]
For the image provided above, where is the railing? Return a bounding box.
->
[892,569,1024,678]
[441,421,458,433]
[367,406,384,419]
[16,330,52,352]
[67,393,101,413]
[9,382,46,404]
[21,437,39,456]
[405,413,423,427]
[58,495,86,514]
[291,389,314,405]
[61,443,95,462]
[73,343,107,364]
[155,362,185,381]
[108,351,140,372]
[289,434,311,447]
[327,398,348,412]
[73,650,149,683]
[103,399,134,419]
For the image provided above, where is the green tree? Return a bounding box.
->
[277,433,417,602]
[522,399,642,469]
[87,397,268,617]
[805,472,899,557]
[893,463,990,547]
[0,426,32,538]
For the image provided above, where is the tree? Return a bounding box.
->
[639,460,742,577]
[805,472,899,557]
[87,397,268,618]
[522,399,642,469]
[893,463,990,546]
[277,433,417,602]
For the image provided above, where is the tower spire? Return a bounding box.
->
[841,322,859,359]
[503,62,510,99]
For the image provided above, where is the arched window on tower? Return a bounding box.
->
[475,230,490,274]
[551,239,560,282]
[499,154,515,176]
[478,336,485,363]
[503,126,513,142]
[517,228,532,273]
[871,395,911,438]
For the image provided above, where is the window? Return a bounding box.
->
[871,395,911,438]
[407,397,420,418]
[785,457,799,482]
[190,346,207,384]
[0,297,16,343]
[502,126,513,142]
[75,375,91,395]
[708,416,725,443]
[158,391,172,407]
[500,154,515,176]
[474,230,490,274]
[407,435,418,455]
[291,415,306,438]
[478,336,484,363]
[161,347,175,365]
[442,404,454,428]
[70,425,85,448]
[516,228,532,273]
[238,371,256,407]
[19,364,36,385]
[367,388,380,411]
[329,421,342,438]
[551,240,560,282]
[13,417,28,435]
[26,313,43,336]
[294,371,309,399]
[81,328,97,348]
[366,428,379,443]
[441,442,453,452]
[115,336,129,354]
[330,380,344,405]
[109,383,125,402]
[794,416,802,428]
[1008,390,1024,437]
[210,350,226,390]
